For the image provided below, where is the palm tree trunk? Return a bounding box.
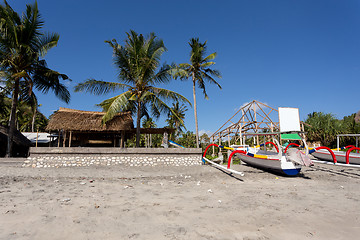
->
[136,101,141,147]
[31,107,37,132]
[6,79,20,157]
[192,74,199,148]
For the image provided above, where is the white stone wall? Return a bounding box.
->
[23,155,203,168]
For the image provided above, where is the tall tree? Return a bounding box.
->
[0,1,70,156]
[75,30,190,147]
[171,38,221,147]
[166,102,187,139]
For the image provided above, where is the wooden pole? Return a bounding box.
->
[228,129,230,147]
[254,104,259,145]
[120,130,125,148]
[63,131,66,147]
[68,131,72,147]
[57,130,60,147]
[212,136,215,157]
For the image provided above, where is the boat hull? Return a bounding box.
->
[236,153,301,176]
[311,150,360,165]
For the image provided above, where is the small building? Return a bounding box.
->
[22,132,58,147]
[46,108,134,147]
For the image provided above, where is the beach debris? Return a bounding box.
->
[218,200,222,203]
[265,193,272,197]
[275,177,279,180]
[184,175,191,179]
[340,185,344,189]
[54,180,59,183]
[160,182,164,186]
[80,182,86,185]
[94,203,100,209]
[5,210,16,214]
[208,189,213,193]
[197,181,201,186]
[124,185,133,189]
[60,198,71,203]
[89,180,95,183]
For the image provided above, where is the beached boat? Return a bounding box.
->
[230,135,312,176]
[202,107,313,176]
[310,148,360,165]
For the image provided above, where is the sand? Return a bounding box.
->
[0,160,359,240]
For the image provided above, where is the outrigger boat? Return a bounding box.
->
[203,107,313,176]
[230,132,312,176]
[308,134,360,165]
[310,148,360,165]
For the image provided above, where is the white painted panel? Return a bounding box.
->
[278,107,300,132]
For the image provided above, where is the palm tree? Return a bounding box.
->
[171,38,221,147]
[166,102,187,139]
[75,30,190,147]
[0,1,70,156]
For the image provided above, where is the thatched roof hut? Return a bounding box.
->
[46,107,134,132]
[45,108,134,147]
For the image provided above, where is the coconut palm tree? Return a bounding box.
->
[166,102,187,139]
[171,38,221,147]
[75,30,190,147]
[0,1,70,156]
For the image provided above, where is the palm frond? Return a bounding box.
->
[150,86,191,106]
[74,79,129,95]
[99,91,133,123]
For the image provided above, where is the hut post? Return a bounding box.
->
[150,134,152,148]
[120,130,125,148]
[68,131,72,147]
[63,131,66,147]
[57,130,60,147]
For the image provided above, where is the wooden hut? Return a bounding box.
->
[46,108,134,147]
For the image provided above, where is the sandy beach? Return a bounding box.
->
[1,160,359,240]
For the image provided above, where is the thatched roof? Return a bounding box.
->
[46,108,134,132]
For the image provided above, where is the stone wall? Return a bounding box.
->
[23,147,203,168]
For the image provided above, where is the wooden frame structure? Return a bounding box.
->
[210,100,280,147]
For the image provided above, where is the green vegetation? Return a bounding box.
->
[75,30,190,147]
[304,112,360,148]
[166,102,187,140]
[0,1,70,156]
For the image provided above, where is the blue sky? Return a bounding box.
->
[8,0,360,135]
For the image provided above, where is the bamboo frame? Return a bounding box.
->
[210,100,280,145]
